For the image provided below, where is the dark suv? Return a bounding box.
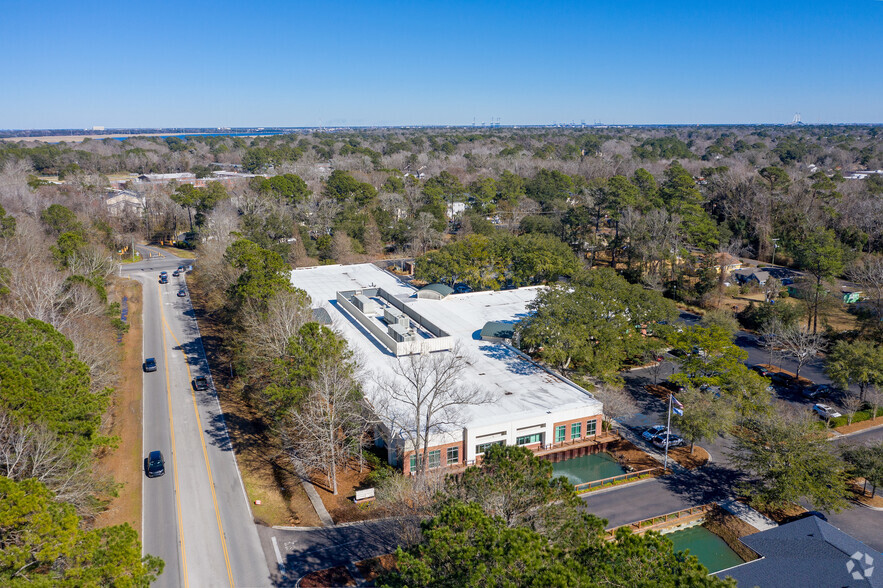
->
[193,376,209,391]
[143,358,157,372]
[146,450,165,477]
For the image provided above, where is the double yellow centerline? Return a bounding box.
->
[158,281,235,587]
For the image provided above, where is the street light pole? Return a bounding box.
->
[771,238,779,267]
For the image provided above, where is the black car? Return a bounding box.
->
[193,376,209,391]
[803,384,833,399]
[143,357,157,372]
[159,276,168,284]
[177,289,187,297]
[172,270,180,277]
[453,283,473,294]
[146,450,165,477]
[751,365,773,378]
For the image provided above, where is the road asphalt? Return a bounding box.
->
[594,312,883,552]
[126,247,270,587]
[125,252,880,582]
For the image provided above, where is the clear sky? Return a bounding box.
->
[1,0,881,128]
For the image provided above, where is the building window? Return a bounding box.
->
[409,454,418,473]
[571,422,582,440]
[427,450,441,469]
[516,433,543,446]
[447,446,459,465]
[587,419,597,437]
[555,425,566,443]
[475,440,505,455]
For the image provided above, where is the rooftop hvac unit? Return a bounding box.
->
[383,307,408,326]
[388,323,417,342]
[353,294,379,315]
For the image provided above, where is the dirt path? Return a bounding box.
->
[93,278,143,534]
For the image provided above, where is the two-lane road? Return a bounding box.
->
[126,252,270,587]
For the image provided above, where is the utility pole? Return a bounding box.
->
[771,238,779,266]
[663,394,672,472]
[132,239,135,263]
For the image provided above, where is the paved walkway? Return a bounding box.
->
[718,499,778,531]
[301,479,335,527]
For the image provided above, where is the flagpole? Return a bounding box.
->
[664,394,672,472]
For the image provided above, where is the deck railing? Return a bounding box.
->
[605,503,715,538]
[572,467,662,493]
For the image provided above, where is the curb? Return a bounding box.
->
[835,421,883,438]
[852,499,883,512]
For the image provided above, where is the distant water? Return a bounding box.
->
[112,131,292,141]
[551,452,626,485]
[665,525,745,573]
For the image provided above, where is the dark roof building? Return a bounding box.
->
[417,283,453,300]
[732,268,770,285]
[714,516,882,587]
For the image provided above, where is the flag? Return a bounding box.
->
[671,395,684,416]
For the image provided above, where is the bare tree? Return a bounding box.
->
[410,212,444,256]
[240,288,313,360]
[283,357,363,495]
[763,319,826,379]
[372,346,494,475]
[592,384,638,433]
[841,393,865,425]
[849,255,883,317]
[866,387,882,420]
[0,408,105,516]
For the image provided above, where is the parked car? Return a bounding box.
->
[146,450,165,478]
[159,275,168,284]
[751,365,774,378]
[178,265,185,272]
[652,434,686,449]
[453,283,473,294]
[803,384,834,400]
[659,380,686,394]
[193,376,209,391]
[142,357,157,372]
[813,403,842,419]
[770,372,794,387]
[177,289,187,297]
[172,270,180,277]
[642,425,669,441]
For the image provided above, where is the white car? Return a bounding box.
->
[813,403,842,419]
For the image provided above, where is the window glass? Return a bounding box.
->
[555,425,566,443]
[516,433,543,445]
[447,446,459,465]
[587,419,597,437]
[571,422,582,439]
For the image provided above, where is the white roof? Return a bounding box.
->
[290,263,601,438]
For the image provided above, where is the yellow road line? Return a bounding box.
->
[159,288,235,587]
[159,283,189,588]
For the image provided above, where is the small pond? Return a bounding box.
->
[665,525,745,573]
[551,452,626,485]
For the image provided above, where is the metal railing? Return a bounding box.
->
[605,504,715,537]
[573,467,661,493]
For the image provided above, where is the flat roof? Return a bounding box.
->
[290,263,600,435]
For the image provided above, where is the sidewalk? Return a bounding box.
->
[718,499,778,531]
[301,479,335,527]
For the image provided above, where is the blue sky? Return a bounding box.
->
[1,0,881,128]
